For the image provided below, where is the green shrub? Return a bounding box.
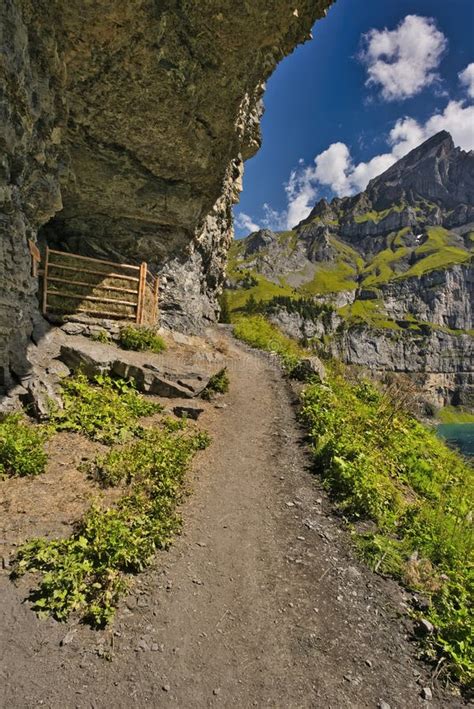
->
[218,290,231,324]
[13,425,211,627]
[87,425,211,488]
[90,330,111,344]
[201,368,229,400]
[301,368,474,687]
[0,414,49,478]
[241,271,258,289]
[51,372,162,444]
[244,294,261,314]
[118,325,166,353]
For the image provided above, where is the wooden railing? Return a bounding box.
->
[41,247,159,325]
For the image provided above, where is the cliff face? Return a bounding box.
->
[327,327,473,409]
[379,264,473,332]
[228,131,474,407]
[0,0,331,390]
[1,1,66,388]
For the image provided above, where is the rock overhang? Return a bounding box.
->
[0,0,333,385]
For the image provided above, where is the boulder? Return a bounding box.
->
[19,370,63,419]
[60,344,113,379]
[112,361,195,399]
[293,357,326,383]
[173,406,205,420]
[59,339,213,399]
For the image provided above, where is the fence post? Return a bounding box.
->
[28,239,41,277]
[136,262,147,325]
[42,246,49,315]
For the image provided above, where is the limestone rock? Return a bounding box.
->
[329,326,473,408]
[60,344,113,379]
[421,687,433,701]
[59,339,213,399]
[111,361,196,399]
[61,323,87,336]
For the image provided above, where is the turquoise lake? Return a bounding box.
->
[437,423,474,457]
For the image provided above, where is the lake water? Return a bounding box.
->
[437,423,474,457]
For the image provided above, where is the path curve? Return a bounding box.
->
[0,332,462,708]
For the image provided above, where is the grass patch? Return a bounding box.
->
[300,369,474,687]
[353,204,405,224]
[438,407,474,424]
[360,246,410,287]
[12,424,211,627]
[392,226,412,247]
[400,227,471,279]
[118,325,166,353]
[0,414,49,479]
[227,273,295,312]
[300,261,357,295]
[233,315,305,372]
[276,230,299,252]
[404,248,471,278]
[201,368,229,400]
[298,236,361,296]
[51,372,162,444]
[339,299,401,330]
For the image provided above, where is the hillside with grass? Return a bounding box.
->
[226,131,473,410]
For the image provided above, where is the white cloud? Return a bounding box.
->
[261,202,287,231]
[388,116,426,158]
[234,211,260,233]
[424,100,474,150]
[314,143,352,195]
[284,166,318,227]
[360,15,447,101]
[349,152,396,193]
[459,62,474,98]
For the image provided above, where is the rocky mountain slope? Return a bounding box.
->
[0,0,332,393]
[227,131,474,408]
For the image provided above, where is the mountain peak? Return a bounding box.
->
[368,130,454,189]
[365,130,473,210]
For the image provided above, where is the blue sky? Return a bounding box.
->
[234,0,474,237]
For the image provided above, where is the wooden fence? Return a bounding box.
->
[41,247,159,325]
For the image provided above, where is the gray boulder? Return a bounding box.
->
[293,356,326,383]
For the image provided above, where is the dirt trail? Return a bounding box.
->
[0,332,462,708]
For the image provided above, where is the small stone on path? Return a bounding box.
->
[421,687,433,701]
[60,629,77,647]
